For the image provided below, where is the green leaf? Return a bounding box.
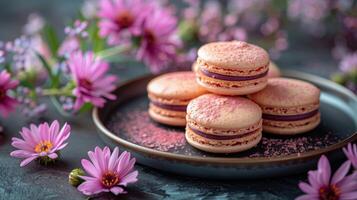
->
[42,24,60,56]
[36,52,59,88]
[88,21,105,53]
[78,102,93,113]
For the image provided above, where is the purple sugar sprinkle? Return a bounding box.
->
[108,111,186,152]
[249,133,340,158]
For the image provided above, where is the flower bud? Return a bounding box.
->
[69,168,85,187]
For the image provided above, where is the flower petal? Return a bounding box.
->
[81,159,100,178]
[10,150,35,158]
[110,186,125,195]
[20,156,38,167]
[331,160,351,184]
[340,191,357,200]
[48,153,58,159]
[77,180,106,196]
[295,194,319,200]
[120,170,138,186]
[298,182,317,194]
[317,155,331,186]
[108,147,119,171]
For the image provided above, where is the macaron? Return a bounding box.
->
[147,71,207,126]
[248,78,321,135]
[267,62,281,78]
[192,61,199,72]
[195,41,270,95]
[186,94,262,153]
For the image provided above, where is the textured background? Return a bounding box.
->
[0,1,345,200]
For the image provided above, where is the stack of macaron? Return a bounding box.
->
[147,40,321,154]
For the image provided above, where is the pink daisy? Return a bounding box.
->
[10,120,71,167]
[297,155,357,200]
[136,6,180,73]
[67,51,117,110]
[0,70,19,117]
[98,0,148,45]
[343,143,357,169]
[78,146,138,196]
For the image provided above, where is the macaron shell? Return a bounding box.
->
[197,58,269,77]
[185,127,262,153]
[267,62,281,78]
[149,106,186,126]
[197,41,269,70]
[148,93,189,106]
[192,61,199,72]
[187,94,262,130]
[263,113,320,135]
[249,78,320,108]
[187,118,262,136]
[196,74,268,96]
[147,71,207,100]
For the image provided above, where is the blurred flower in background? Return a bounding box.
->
[98,0,149,45]
[332,52,357,94]
[136,6,180,73]
[0,70,19,117]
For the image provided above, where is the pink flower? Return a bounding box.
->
[68,51,117,110]
[339,52,357,73]
[58,36,80,57]
[297,155,357,200]
[136,7,180,73]
[10,120,71,167]
[78,146,138,196]
[344,143,357,169]
[98,0,148,45]
[0,70,19,117]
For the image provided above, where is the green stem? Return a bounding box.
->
[42,88,73,96]
[96,45,131,61]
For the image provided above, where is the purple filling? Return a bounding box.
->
[201,68,268,81]
[189,126,257,140]
[263,110,319,121]
[151,101,187,112]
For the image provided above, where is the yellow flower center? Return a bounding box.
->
[319,184,341,200]
[34,140,53,153]
[101,171,120,188]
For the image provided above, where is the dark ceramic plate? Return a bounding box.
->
[93,70,357,179]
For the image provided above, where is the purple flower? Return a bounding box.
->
[10,120,71,167]
[198,1,223,42]
[0,50,5,64]
[288,0,329,24]
[78,146,138,196]
[343,143,357,170]
[0,70,19,117]
[81,0,99,19]
[23,13,45,35]
[339,52,357,73]
[98,0,148,45]
[136,7,180,73]
[68,51,117,110]
[297,155,357,200]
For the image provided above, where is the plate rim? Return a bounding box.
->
[93,70,357,165]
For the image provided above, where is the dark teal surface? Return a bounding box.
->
[0,0,354,199]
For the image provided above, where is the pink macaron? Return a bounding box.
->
[195,41,270,95]
[249,78,321,135]
[147,71,207,126]
[186,94,262,153]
